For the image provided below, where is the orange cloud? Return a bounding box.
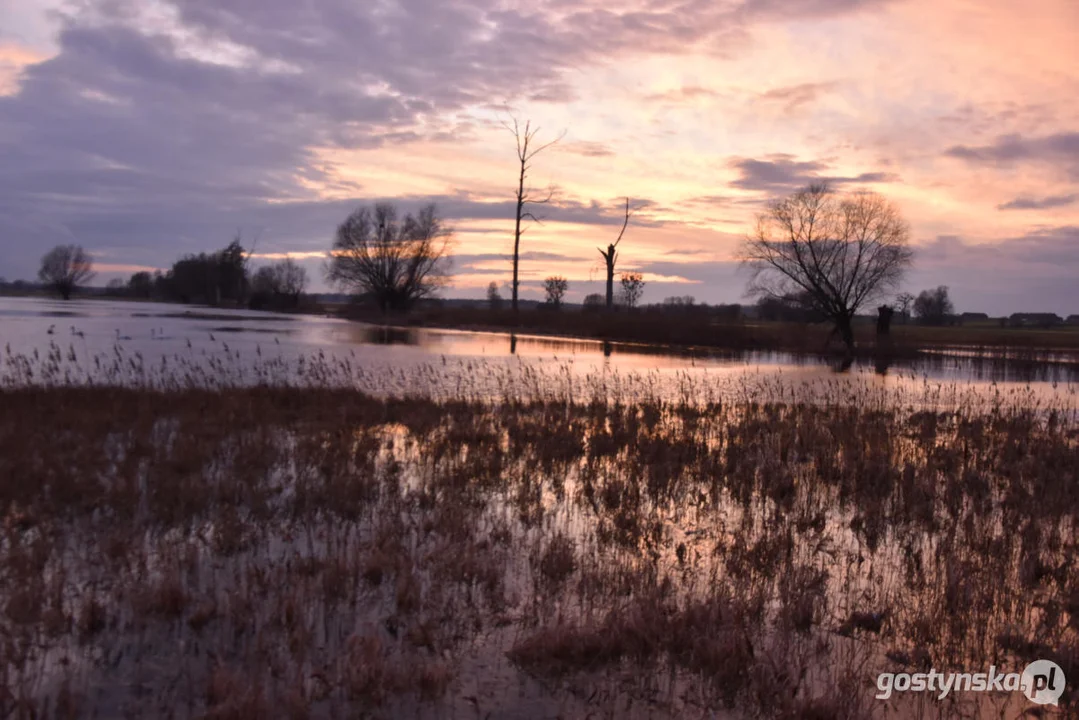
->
[93,263,161,274]
[251,251,327,261]
[0,43,49,95]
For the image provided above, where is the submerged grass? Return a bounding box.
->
[0,354,1077,718]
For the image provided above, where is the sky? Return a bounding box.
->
[0,0,1077,314]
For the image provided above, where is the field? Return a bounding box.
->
[1,358,1076,718]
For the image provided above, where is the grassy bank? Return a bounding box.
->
[1,379,1076,718]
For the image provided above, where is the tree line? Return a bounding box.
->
[754,285,955,326]
[35,238,308,310]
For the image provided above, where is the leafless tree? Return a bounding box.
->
[252,258,308,306]
[543,276,568,308]
[913,286,953,326]
[620,272,645,309]
[279,258,308,298]
[38,245,95,300]
[598,198,635,311]
[486,281,503,310]
[895,292,915,323]
[741,183,912,355]
[326,203,453,311]
[502,115,565,313]
[127,271,154,299]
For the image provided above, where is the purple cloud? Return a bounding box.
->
[758,81,839,113]
[997,194,1078,211]
[945,132,1079,179]
[727,155,899,192]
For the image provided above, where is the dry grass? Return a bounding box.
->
[0,355,1077,718]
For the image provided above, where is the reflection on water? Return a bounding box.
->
[1,296,1078,393]
[211,325,295,335]
[874,352,892,376]
[908,349,1079,384]
[407,327,1079,384]
[360,325,421,346]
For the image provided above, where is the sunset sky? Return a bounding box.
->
[1,0,1077,313]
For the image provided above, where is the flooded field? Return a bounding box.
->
[2,297,1078,404]
[1,298,1077,718]
[2,385,1076,718]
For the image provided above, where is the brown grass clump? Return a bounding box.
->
[537,533,577,588]
[134,572,189,620]
[510,590,756,705]
[204,664,270,720]
[76,595,107,639]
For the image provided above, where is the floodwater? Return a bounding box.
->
[1,297,1077,406]
[4,298,1077,717]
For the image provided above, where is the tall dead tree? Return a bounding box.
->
[502,116,564,313]
[598,198,634,310]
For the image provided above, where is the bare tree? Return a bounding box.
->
[252,258,308,307]
[913,286,953,326]
[327,203,453,312]
[279,258,308,298]
[543,276,568,308]
[127,271,154,299]
[486,281,503,310]
[741,183,912,355]
[598,198,634,310]
[502,115,565,313]
[895,292,915,323]
[38,245,95,300]
[620,272,645,309]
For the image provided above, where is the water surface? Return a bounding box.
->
[2,297,1076,407]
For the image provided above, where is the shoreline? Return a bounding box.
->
[7,292,1079,364]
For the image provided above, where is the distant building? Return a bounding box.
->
[1009,312,1063,328]
[959,312,989,324]
[1066,314,1079,326]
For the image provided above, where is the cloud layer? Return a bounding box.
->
[1,0,1077,314]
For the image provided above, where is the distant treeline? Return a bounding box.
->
[6,245,1078,329]
[103,238,310,311]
